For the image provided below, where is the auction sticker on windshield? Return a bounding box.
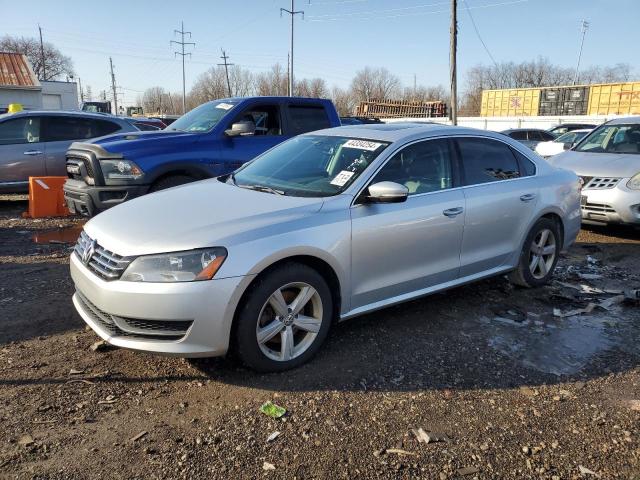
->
[216,103,235,110]
[330,170,355,186]
[343,139,383,151]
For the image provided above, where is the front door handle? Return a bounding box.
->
[443,207,464,218]
[23,150,43,156]
[520,193,537,202]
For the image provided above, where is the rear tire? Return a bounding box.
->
[149,175,195,192]
[509,218,560,288]
[234,263,333,372]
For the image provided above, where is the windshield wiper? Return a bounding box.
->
[238,184,286,196]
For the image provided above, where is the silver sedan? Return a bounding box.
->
[70,124,581,371]
[549,117,640,226]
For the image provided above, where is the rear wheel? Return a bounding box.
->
[234,263,333,372]
[149,175,195,192]
[509,218,560,288]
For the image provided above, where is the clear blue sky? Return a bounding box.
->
[1,0,638,107]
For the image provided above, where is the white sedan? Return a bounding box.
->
[535,129,592,159]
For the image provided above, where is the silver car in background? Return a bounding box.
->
[550,117,640,226]
[70,124,581,371]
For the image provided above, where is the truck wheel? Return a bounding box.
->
[509,218,560,288]
[149,175,195,192]
[234,263,333,372]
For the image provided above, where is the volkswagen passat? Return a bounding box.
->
[70,124,581,371]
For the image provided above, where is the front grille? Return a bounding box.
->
[583,202,616,214]
[74,230,132,281]
[76,290,192,341]
[584,177,620,190]
[66,154,94,179]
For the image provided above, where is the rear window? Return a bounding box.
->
[507,130,527,140]
[288,105,330,135]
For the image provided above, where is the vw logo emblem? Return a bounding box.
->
[82,239,97,265]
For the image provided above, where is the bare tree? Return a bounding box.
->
[0,35,74,81]
[331,86,357,116]
[295,77,329,98]
[402,84,448,103]
[141,86,179,115]
[228,65,255,97]
[350,67,401,102]
[255,63,288,96]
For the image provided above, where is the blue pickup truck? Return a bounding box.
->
[63,96,340,216]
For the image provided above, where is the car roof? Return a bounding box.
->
[0,110,125,121]
[307,122,507,143]
[605,116,640,125]
[501,128,547,133]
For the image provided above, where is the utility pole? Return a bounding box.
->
[286,52,290,96]
[38,24,46,81]
[573,20,590,85]
[78,77,84,103]
[449,0,458,125]
[281,1,304,97]
[171,21,195,114]
[109,57,118,116]
[217,49,234,97]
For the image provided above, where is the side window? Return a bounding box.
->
[44,117,93,141]
[0,117,41,145]
[539,131,556,141]
[230,104,281,136]
[288,105,330,135]
[508,131,527,140]
[527,130,543,141]
[457,137,521,185]
[371,139,453,195]
[92,119,122,136]
[510,147,536,177]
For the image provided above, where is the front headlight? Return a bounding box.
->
[121,247,227,282]
[627,173,640,190]
[100,159,143,180]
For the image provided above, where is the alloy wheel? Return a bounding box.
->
[256,282,323,362]
[528,228,556,280]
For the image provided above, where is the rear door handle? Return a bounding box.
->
[23,150,43,156]
[520,193,536,202]
[443,207,464,218]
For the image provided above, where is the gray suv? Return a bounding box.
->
[0,111,139,193]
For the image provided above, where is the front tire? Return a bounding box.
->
[509,218,560,288]
[234,263,333,372]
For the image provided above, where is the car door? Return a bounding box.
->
[350,138,465,309]
[220,103,286,170]
[0,115,45,189]
[43,116,123,176]
[456,136,540,278]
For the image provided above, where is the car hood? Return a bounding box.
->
[84,179,324,256]
[549,150,640,178]
[90,129,200,155]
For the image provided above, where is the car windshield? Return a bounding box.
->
[230,135,390,197]
[168,100,239,132]
[575,124,640,154]
[555,131,588,144]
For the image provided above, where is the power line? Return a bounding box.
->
[171,21,195,114]
[307,0,450,18]
[307,0,528,22]
[461,0,499,68]
[281,1,304,97]
[218,49,234,97]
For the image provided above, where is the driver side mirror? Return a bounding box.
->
[366,181,409,204]
[563,142,574,150]
[225,120,255,137]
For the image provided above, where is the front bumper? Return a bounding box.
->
[70,253,251,357]
[580,180,640,225]
[64,179,149,217]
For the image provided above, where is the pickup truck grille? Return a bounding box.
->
[66,154,95,180]
[74,230,132,281]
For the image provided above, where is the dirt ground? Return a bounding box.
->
[1,194,639,480]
